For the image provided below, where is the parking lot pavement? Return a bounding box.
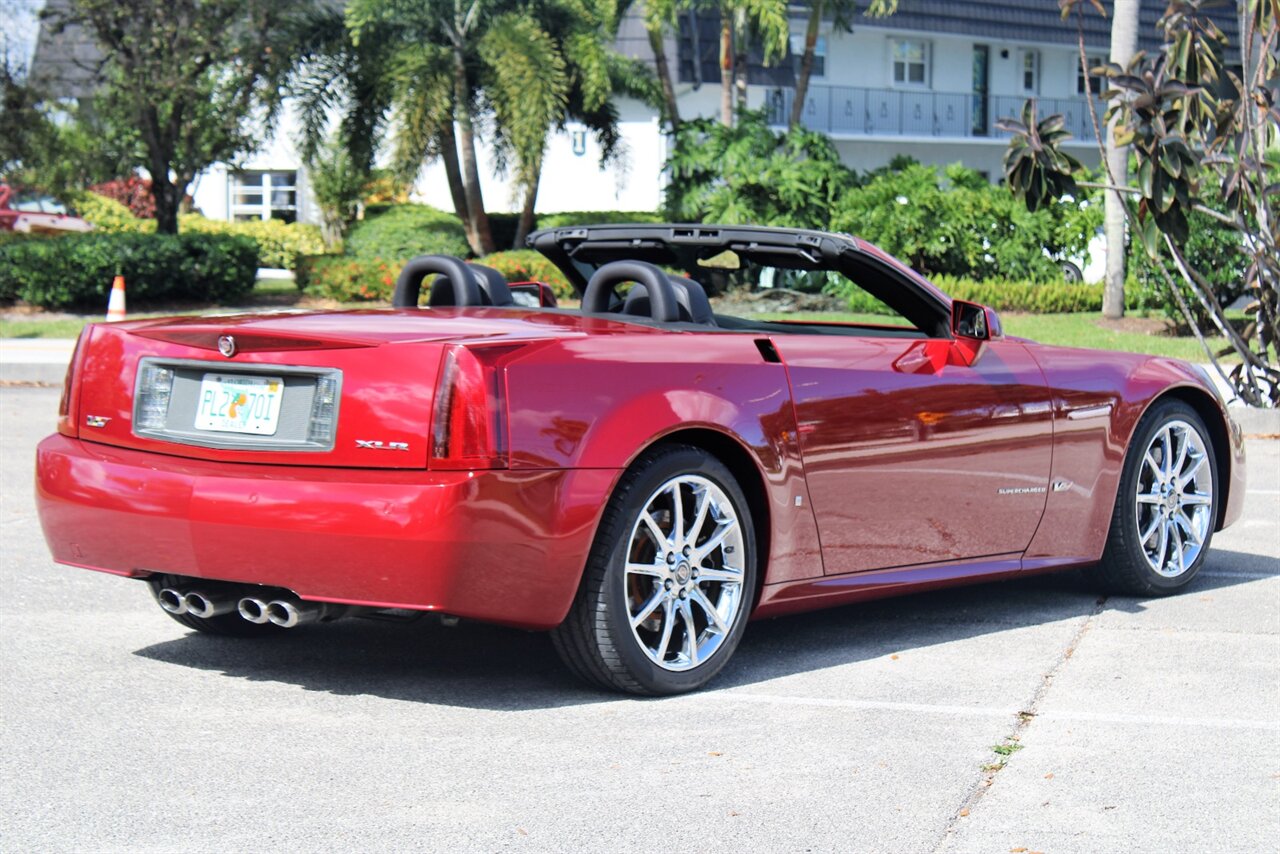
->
[1,385,1276,853]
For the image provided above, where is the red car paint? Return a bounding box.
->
[35,241,1246,632]
[0,184,93,234]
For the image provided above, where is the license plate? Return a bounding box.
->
[194,374,284,435]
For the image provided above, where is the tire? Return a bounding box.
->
[146,576,284,638]
[1060,261,1084,284]
[551,444,758,695]
[1088,400,1219,596]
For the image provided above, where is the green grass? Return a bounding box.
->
[0,297,1236,364]
[755,311,1234,362]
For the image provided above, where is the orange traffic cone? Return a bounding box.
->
[106,275,127,321]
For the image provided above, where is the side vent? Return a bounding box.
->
[754,338,782,364]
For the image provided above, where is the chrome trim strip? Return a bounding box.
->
[1066,403,1114,420]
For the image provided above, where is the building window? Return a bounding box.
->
[231,171,297,223]
[791,33,826,78]
[1077,54,1106,94]
[891,39,929,86]
[1021,50,1039,93]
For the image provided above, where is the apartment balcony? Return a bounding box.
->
[765,85,1103,144]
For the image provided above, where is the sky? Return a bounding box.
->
[1,0,44,69]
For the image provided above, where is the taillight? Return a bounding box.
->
[429,344,521,470]
[56,326,93,438]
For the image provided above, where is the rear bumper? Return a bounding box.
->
[36,434,617,629]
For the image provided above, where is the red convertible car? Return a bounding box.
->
[36,225,1245,694]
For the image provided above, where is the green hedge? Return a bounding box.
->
[479,250,574,299]
[297,254,400,302]
[346,204,470,260]
[535,210,662,230]
[300,249,578,303]
[840,274,1145,315]
[0,233,259,308]
[69,192,326,271]
[179,215,325,271]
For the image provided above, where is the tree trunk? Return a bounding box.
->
[452,48,495,255]
[733,7,748,113]
[437,125,476,252]
[1103,0,1140,319]
[719,10,733,126]
[647,23,681,131]
[790,0,823,127]
[514,168,541,249]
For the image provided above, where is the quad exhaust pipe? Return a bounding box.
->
[158,587,237,618]
[159,584,342,628]
[238,595,327,628]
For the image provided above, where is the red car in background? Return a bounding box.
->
[35,224,1245,694]
[0,184,93,234]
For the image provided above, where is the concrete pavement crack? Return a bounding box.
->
[929,594,1109,853]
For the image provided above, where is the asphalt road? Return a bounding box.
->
[2,385,1277,853]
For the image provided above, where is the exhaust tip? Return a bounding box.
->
[185,591,234,619]
[158,588,188,615]
[237,597,270,624]
[266,600,301,628]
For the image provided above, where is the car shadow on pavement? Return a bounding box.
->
[131,549,1276,711]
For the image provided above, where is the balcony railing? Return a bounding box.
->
[765,85,1103,143]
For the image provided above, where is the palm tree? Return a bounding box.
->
[642,0,683,130]
[1103,0,1140,318]
[790,0,897,128]
[715,0,787,126]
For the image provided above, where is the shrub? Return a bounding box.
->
[89,177,156,219]
[71,192,155,233]
[179,214,326,271]
[297,254,399,302]
[0,233,259,308]
[919,275,1145,314]
[345,204,470,260]
[535,210,663,229]
[479,250,574,299]
[832,162,1099,283]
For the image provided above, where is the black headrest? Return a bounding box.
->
[623,276,715,325]
[468,263,514,306]
[393,255,480,307]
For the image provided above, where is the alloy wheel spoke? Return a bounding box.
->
[1178,452,1206,489]
[1136,492,1163,505]
[1175,511,1203,546]
[626,561,665,578]
[691,587,729,634]
[1161,428,1174,480]
[1143,450,1163,482]
[688,488,711,548]
[1168,521,1185,573]
[694,566,741,583]
[1172,427,1189,479]
[1154,516,1169,569]
[680,599,698,666]
[1180,492,1211,507]
[641,511,668,549]
[630,586,667,628]
[1139,512,1163,545]
[670,483,685,546]
[694,519,738,562]
[653,599,676,662]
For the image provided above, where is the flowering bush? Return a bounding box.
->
[89,177,156,219]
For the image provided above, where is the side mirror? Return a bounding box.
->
[951,300,1001,340]
[508,281,559,308]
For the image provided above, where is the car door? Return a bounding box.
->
[776,332,1054,575]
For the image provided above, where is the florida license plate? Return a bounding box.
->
[194,374,284,435]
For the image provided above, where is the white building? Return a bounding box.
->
[30,1,1236,225]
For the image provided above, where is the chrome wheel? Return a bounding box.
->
[624,474,746,672]
[1134,419,1214,578]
